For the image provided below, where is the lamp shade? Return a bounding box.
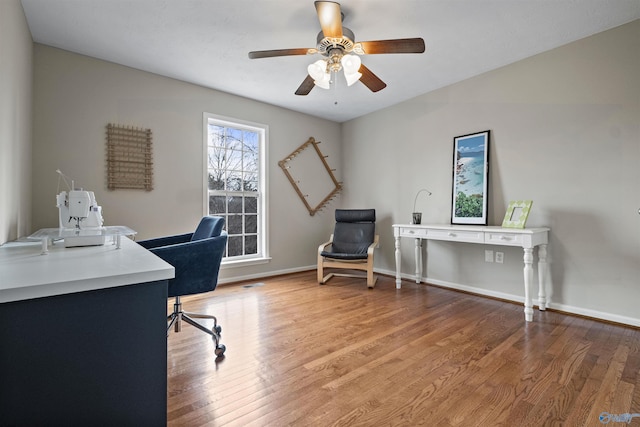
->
[341,54,361,74]
[344,70,362,86]
[341,54,362,86]
[308,60,330,89]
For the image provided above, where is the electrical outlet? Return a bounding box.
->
[485,250,494,263]
[495,252,504,263]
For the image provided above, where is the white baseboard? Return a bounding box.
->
[219,265,640,328]
[376,267,640,328]
[218,265,315,286]
[543,302,640,328]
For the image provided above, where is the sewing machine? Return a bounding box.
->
[25,171,140,254]
[56,190,103,230]
[55,171,105,247]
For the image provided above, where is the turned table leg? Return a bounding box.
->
[523,247,534,322]
[415,238,422,283]
[395,236,402,289]
[537,244,548,310]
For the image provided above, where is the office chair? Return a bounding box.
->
[138,216,228,357]
[317,209,379,288]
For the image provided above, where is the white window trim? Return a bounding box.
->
[203,112,270,267]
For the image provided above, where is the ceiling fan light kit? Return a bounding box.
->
[308,60,331,89]
[308,52,362,89]
[248,1,425,96]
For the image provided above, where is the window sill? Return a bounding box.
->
[221,257,272,269]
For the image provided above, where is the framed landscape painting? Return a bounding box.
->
[451,130,490,225]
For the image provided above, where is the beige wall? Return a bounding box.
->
[13,12,640,325]
[342,20,640,325]
[0,0,32,245]
[31,45,342,282]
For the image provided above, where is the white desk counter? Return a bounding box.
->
[0,234,175,425]
[393,224,550,322]
[0,236,174,303]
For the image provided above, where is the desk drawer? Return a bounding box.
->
[399,227,429,238]
[485,232,524,246]
[427,228,484,243]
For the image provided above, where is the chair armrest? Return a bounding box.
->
[367,235,380,256]
[147,234,226,271]
[318,234,334,255]
[146,233,228,297]
[137,233,192,250]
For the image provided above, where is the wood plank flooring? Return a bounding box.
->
[167,272,640,426]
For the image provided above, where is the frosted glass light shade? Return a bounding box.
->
[341,54,361,74]
[344,70,362,86]
[341,54,362,86]
[308,60,327,81]
[308,60,330,89]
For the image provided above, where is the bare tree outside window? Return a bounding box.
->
[205,115,267,261]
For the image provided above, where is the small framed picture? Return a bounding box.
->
[502,200,533,228]
[451,130,490,225]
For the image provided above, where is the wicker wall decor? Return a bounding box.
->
[106,123,153,191]
[278,137,342,216]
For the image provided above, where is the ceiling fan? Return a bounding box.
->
[248,1,425,96]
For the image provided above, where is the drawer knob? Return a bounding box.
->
[501,236,510,240]
[409,230,414,234]
[448,232,456,237]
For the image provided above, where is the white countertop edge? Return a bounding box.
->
[1,237,175,303]
[0,269,174,303]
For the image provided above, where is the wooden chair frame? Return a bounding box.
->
[317,234,379,288]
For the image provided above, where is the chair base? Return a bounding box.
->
[319,271,377,289]
[167,296,225,358]
[317,234,379,289]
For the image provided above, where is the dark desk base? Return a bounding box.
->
[0,280,168,426]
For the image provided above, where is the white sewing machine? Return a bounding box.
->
[55,171,105,247]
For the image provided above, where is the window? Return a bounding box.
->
[204,113,268,265]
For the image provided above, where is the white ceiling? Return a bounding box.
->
[20,0,640,123]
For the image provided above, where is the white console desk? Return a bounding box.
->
[393,224,550,322]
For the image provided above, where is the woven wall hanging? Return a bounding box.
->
[106,123,153,191]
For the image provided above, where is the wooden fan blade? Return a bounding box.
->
[315,1,342,38]
[295,75,315,96]
[248,48,311,59]
[359,64,387,92]
[358,38,426,54]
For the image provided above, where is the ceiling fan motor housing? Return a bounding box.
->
[316,27,356,56]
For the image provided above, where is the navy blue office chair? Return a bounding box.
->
[317,209,379,288]
[138,216,227,357]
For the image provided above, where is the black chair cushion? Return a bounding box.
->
[321,209,375,260]
[334,209,375,223]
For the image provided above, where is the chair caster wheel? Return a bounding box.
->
[215,344,226,357]
[214,325,222,335]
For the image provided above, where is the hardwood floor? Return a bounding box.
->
[167,272,640,426]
